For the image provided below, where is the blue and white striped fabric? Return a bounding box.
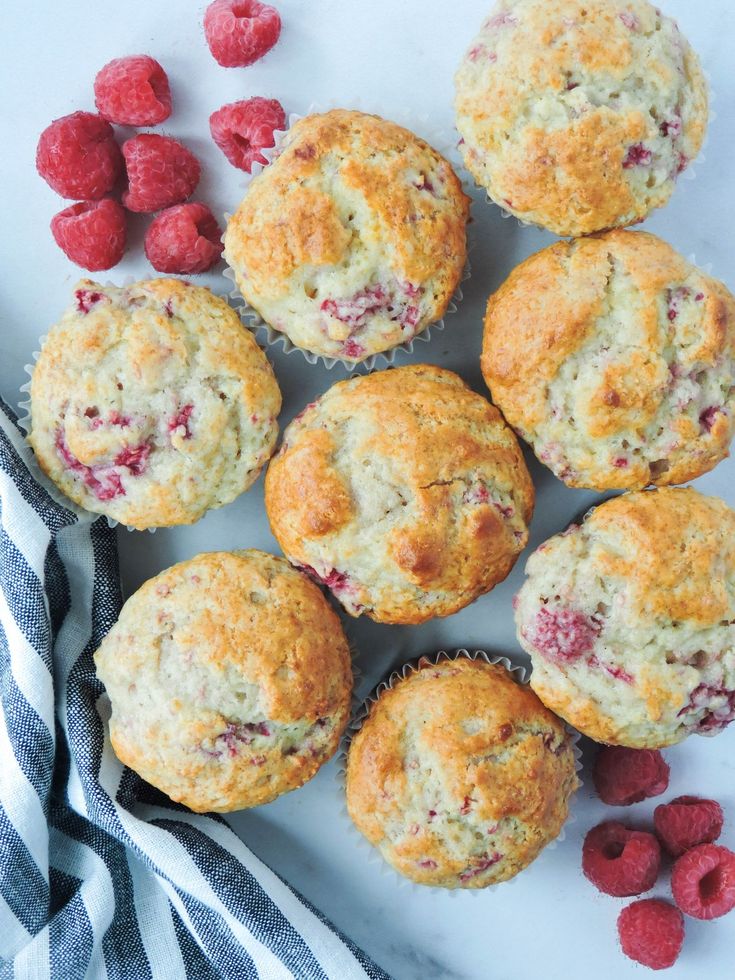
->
[0,400,389,980]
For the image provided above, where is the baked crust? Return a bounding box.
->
[265,365,534,624]
[345,658,579,888]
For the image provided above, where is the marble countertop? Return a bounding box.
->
[1,1,733,977]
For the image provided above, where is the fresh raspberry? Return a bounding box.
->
[671,844,735,919]
[144,203,223,274]
[654,796,724,857]
[50,200,126,271]
[209,97,286,172]
[582,821,661,897]
[94,55,172,126]
[593,747,670,806]
[617,899,684,971]
[204,0,281,67]
[122,134,201,213]
[36,111,123,199]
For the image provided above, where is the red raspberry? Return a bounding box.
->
[671,844,735,919]
[36,111,123,199]
[204,0,281,68]
[582,821,661,897]
[144,203,224,274]
[122,135,200,213]
[593,746,670,806]
[94,55,172,126]
[209,97,286,172]
[617,899,684,971]
[51,200,126,271]
[654,796,724,857]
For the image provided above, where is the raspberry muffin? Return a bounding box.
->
[482,231,735,490]
[345,657,579,889]
[455,0,708,236]
[29,279,281,529]
[224,109,470,363]
[94,550,352,812]
[515,489,735,748]
[265,366,534,624]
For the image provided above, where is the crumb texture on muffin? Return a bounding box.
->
[345,657,579,889]
[455,0,708,235]
[29,279,281,528]
[224,109,470,362]
[265,365,534,624]
[515,488,735,748]
[94,550,353,812]
[482,231,735,490]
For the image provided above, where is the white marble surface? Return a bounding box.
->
[1,1,734,977]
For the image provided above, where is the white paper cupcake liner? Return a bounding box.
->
[222,101,472,372]
[335,648,583,896]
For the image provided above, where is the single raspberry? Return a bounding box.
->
[144,203,223,274]
[122,134,201,213]
[671,844,735,919]
[204,0,281,67]
[593,747,670,806]
[654,796,724,857]
[36,111,123,199]
[51,200,126,271]
[617,899,684,971]
[582,821,661,897]
[209,97,286,172]
[525,605,601,664]
[94,55,172,126]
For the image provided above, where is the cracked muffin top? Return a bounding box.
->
[264,365,534,625]
[454,0,708,236]
[515,488,735,748]
[481,230,735,490]
[223,109,470,363]
[94,550,353,812]
[345,657,579,889]
[29,279,281,529]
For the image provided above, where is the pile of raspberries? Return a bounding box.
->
[35,1,286,275]
[582,745,734,970]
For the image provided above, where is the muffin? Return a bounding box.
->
[345,656,579,889]
[29,279,281,529]
[264,365,534,624]
[515,489,735,748]
[224,109,470,363]
[482,231,735,490]
[94,550,353,812]
[455,0,708,236]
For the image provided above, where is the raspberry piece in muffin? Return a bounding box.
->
[122,134,201,213]
[265,366,534,624]
[29,279,281,529]
[482,231,735,492]
[654,796,724,857]
[36,111,123,199]
[617,899,684,970]
[144,203,224,274]
[51,199,126,271]
[345,658,579,888]
[671,844,735,920]
[204,0,281,67]
[94,55,172,126]
[515,488,735,748]
[593,747,670,806]
[224,109,469,363]
[210,97,286,172]
[94,551,351,811]
[582,821,661,897]
[455,0,708,235]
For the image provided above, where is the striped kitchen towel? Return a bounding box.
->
[0,399,389,980]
